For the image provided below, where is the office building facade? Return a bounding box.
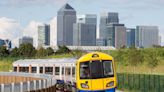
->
[38,24,50,47]
[135,26,159,48]
[126,28,135,47]
[73,14,96,46]
[57,3,76,46]
[19,36,33,45]
[99,12,119,39]
[106,24,126,48]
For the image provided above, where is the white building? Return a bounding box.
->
[135,26,159,48]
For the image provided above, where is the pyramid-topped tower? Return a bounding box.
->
[59,3,75,11]
[57,3,76,46]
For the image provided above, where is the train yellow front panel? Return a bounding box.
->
[77,79,92,90]
[103,78,116,89]
[91,79,104,90]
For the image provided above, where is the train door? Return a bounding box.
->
[90,60,104,90]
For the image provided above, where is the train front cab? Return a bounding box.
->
[76,52,117,92]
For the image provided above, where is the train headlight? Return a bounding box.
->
[81,83,89,89]
[106,81,114,87]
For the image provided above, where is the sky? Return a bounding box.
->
[0,0,164,47]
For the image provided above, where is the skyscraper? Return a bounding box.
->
[135,26,159,48]
[38,24,50,47]
[126,28,135,47]
[19,36,33,46]
[106,24,126,48]
[77,14,97,25]
[73,14,97,46]
[57,3,76,46]
[99,12,119,39]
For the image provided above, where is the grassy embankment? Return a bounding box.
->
[0,48,164,75]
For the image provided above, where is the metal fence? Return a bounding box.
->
[117,73,164,92]
[0,72,56,92]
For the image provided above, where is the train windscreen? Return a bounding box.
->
[80,62,90,79]
[80,60,113,79]
[103,60,114,77]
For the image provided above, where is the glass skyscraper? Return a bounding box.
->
[38,24,50,47]
[57,3,76,46]
[126,28,136,47]
[73,14,97,46]
[106,24,126,48]
[99,12,119,39]
[135,26,159,48]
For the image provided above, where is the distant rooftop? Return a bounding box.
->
[59,3,75,11]
[13,58,77,66]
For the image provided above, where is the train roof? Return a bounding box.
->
[78,52,114,62]
[13,58,77,67]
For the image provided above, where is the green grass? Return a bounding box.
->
[116,60,164,75]
[0,53,73,72]
[0,51,164,75]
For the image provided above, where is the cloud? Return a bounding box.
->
[23,21,42,48]
[1,0,69,7]
[23,17,58,48]
[0,17,22,47]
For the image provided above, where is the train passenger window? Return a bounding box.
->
[32,67,37,73]
[90,61,103,79]
[66,67,71,75]
[14,67,17,72]
[72,67,75,77]
[40,67,43,73]
[62,67,64,75]
[103,61,114,77]
[55,67,60,75]
[45,67,53,75]
[80,62,90,79]
[20,67,28,72]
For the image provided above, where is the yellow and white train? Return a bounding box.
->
[13,52,117,92]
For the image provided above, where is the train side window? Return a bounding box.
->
[14,67,17,72]
[55,67,60,75]
[20,67,28,72]
[72,67,75,77]
[66,67,71,75]
[40,67,43,73]
[45,67,53,75]
[32,67,37,73]
[62,67,64,75]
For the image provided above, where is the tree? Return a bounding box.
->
[145,49,160,73]
[18,43,36,57]
[0,46,9,57]
[71,49,83,58]
[127,48,144,73]
[55,45,71,54]
[36,47,48,57]
[46,47,54,56]
[10,47,19,57]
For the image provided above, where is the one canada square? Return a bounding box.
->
[57,3,76,46]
